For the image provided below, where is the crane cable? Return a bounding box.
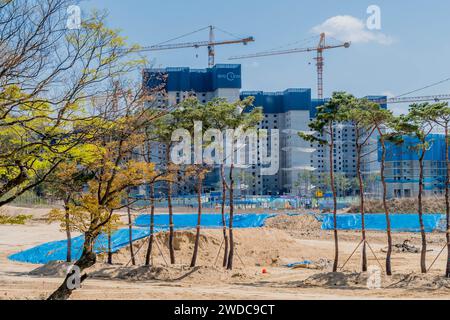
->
[394,77,450,99]
[213,26,245,40]
[151,26,211,47]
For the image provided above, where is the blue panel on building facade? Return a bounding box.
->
[166,67,190,92]
[241,89,311,114]
[189,69,212,92]
[310,99,328,118]
[381,134,447,162]
[144,70,167,91]
[264,93,283,114]
[282,89,312,112]
[143,64,241,93]
[211,64,242,90]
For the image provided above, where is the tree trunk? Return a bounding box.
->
[220,164,229,268]
[166,147,175,264]
[329,124,339,273]
[445,125,450,278]
[107,231,112,265]
[47,232,97,300]
[227,164,235,270]
[356,142,367,272]
[380,134,393,276]
[145,184,156,266]
[190,176,203,267]
[418,150,427,273]
[127,195,136,266]
[64,200,72,263]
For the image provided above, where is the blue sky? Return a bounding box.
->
[82,0,450,114]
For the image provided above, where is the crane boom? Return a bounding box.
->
[136,37,255,53]
[375,94,450,104]
[228,33,350,99]
[229,43,348,60]
[131,26,254,67]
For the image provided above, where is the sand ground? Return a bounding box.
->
[0,206,449,300]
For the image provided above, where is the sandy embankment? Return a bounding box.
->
[0,208,449,300]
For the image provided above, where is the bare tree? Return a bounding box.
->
[0,1,138,206]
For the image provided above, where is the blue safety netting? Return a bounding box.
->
[9,213,274,265]
[321,213,446,232]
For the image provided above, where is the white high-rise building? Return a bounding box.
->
[144,64,386,197]
[240,89,315,195]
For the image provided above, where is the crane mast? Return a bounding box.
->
[208,26,215,67]
[316,33,325,99]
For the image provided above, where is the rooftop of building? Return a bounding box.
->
[143,64,388,115]
[242,89,387,116]
[143,64,242,92]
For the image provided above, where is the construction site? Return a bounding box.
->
[1,0,450,304]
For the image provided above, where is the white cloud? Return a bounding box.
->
[312,15,394,45]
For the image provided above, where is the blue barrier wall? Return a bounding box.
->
[8,228,152,265]
[9,214,274,265]
[134,213,274,229]
[321,213,446,232]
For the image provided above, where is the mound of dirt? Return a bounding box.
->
[29,261,73,277]
[265,214,322,237]
[388,273,450,290]
[348,198,445,214]
[381,241,420,254]
[300,271,450,290]
[89,265,256,283]
[300,272,371,288]
[110,230,224,267]
[110,228,300,268]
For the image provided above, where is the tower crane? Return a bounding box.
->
[229,33,350,99]
[133,26,254,67]
[376,94,450,104]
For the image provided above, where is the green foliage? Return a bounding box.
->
[300,92,354,145]
[0,3,145,207]
[205,97,263,131]
[399,103,447,156]
[0,213,32,225]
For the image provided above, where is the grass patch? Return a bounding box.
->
[0,214,33,225]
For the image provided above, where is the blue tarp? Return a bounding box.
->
[285,260,312,268]
[8,228,151,265]
[9,213,274,265]
[321,213,446,232]
[134,213,274,229]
